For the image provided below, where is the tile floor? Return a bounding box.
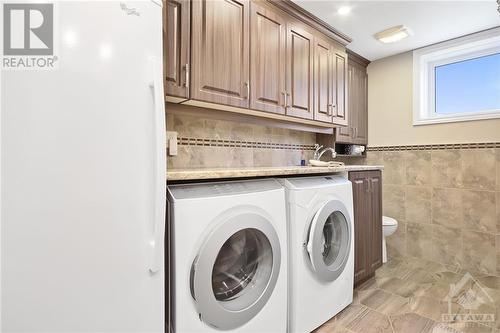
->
[315,256,500,333]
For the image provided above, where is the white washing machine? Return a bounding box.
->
[279,175,354,333]
[167,179,287,332]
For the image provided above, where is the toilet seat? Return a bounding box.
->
[383,216,398,226]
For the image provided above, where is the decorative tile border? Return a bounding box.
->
[367,142,500,152]
[177,137,316,151]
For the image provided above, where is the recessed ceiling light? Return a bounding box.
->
[337,6,351,16]
[374,25,412,43]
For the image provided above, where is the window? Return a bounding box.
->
[413,28,500,125]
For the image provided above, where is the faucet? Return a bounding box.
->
[313,144,337,160]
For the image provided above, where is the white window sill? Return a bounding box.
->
[414,110,500,126]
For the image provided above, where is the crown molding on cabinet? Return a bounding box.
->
[346,49,371,67]
[267,0,352,46]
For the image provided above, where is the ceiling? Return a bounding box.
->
[292,1,500,61]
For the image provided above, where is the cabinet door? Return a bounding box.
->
[286,23,314,119]
[164,0,190,99]
[354,68,368,144]
[313,36,333,123]
[335,65,353,142]
[336,60,368,144]
[349,172,369,285]
[191,0,250,108]
[349,65,360,142]
[332,50,348,126]
[250,2,286,114]
[368,172,383,272]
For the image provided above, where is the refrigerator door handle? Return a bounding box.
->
[149,56,166,274]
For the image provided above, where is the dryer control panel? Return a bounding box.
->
[279,175,350,190]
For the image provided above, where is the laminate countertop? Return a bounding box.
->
[167,165,383,181]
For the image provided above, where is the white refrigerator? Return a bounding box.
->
[1,1,166,332]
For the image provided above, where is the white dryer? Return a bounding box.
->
[279,175,354,333]
[167,179,287,332]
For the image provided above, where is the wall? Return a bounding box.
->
[361,146,500,277]
[367,51,500,147]
[166,104,316,169]
[365,51,500,276]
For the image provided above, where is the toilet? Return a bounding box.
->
[382,216,398,263]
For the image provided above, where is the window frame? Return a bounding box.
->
[413,28,500,126]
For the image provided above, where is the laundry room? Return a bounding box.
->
[1,1,499,333]
[164,1,500,331]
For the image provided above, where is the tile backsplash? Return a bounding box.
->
[166,112,316,169]
[355,145,500,277]
[166,108,500,278]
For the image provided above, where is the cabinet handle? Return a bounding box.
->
[244,81,250,99]
[184,64,189,88]
[365,179,371,193]
[287,92,292,108]
[282,91,287,108]
[327,104,333,116]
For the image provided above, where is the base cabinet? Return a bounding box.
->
[349,170,382,286]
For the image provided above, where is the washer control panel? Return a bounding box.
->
[168,179,282,200]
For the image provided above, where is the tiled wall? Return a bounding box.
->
[166,107,500,278]
[359,145,500,277]
[166,112,316,169]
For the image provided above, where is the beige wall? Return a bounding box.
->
[367,51,500,147]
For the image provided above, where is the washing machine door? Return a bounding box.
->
[190,211,281,330]
[306,200,351,282]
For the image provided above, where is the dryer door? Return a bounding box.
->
[306,200,351,282]
[190,212,281,330]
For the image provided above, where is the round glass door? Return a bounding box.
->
[307,201,351,282]
[212,228,273,308]
[190,213,281,330]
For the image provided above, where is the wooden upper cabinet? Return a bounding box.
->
[333,49,348,126]
[164,0,190,99]
[250,2,286,114]
[191,0,250,108]
[336,65,354,142]
[336,54,369,144]
[355,65,368,144]
[313,36,333,123]
[164,0,352,127]
[286,23,314,120]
